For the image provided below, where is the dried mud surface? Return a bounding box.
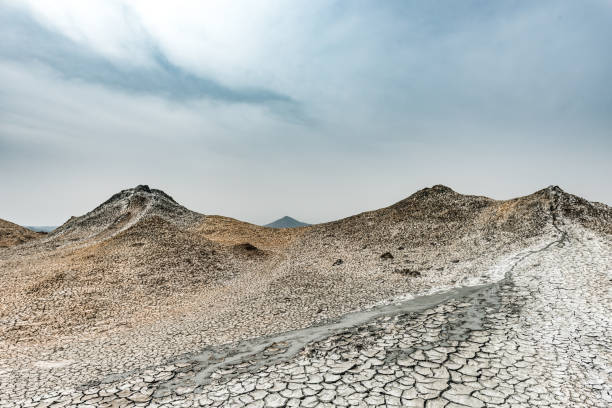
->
[0,185,610,407]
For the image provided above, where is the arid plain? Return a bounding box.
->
[1,184,610,407]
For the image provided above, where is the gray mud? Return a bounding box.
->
[147,224,568,396]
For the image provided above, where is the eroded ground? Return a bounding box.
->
[1,223,610,407]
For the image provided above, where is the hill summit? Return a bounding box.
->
[265,215,310,229]
[48,184,203,246]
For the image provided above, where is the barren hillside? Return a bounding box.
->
[276,185,610,278]
[47,184,204,247]
[0,184,609,348]
[0,218,43,248]
[198,215,305,250]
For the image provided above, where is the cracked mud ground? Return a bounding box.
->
[2,223,610,407]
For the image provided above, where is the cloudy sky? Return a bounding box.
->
[1,0,611,226]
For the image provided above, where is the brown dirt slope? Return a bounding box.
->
[197,215,305,250]
[2,216,235,340]
[0,218,43,248]
[0,187,232,341]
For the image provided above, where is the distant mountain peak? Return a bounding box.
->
[264,216,310,229]
[278,216,295,221]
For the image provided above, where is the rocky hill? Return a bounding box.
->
[46,185,203,247]
[0,184,609,348]
[274,185,610,282]
[0,218,43,248]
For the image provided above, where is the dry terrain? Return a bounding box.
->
[0,184,610,407]
[0,219,43,248]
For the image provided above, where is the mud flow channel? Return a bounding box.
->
[142,228,566,396]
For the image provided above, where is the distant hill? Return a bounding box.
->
[25,226,57,233]
[264,216,310,229]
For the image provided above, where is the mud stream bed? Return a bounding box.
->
[102,227,567,397]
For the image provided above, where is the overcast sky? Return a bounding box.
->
[1,0,611,226]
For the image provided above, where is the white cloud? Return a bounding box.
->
[1,0,611,225]
[10,0,324,89]
[9,0,154,66]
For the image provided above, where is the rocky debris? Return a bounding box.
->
[233,242,266,257]
[332,259,343,266]
[234,242,259,252]
[394,268,421,277]
[380,252,394,260]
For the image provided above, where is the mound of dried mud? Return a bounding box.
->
[0,184,609,347]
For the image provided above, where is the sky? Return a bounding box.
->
[1,0,611,226]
